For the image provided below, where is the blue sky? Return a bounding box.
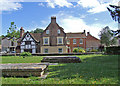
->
[0,0,119,38]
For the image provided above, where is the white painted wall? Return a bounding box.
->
[20,33,37,53]
[32,49,36,53]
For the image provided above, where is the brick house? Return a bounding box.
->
[2,37,18,53]
[41,17,67,54]
[19,16,100,54]
[66,31,86,53]
[86,32,100,51]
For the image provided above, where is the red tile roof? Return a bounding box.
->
[66,32,86,38]
[30,33,41,42]
[86,34,100,41]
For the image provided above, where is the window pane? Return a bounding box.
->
[58,29,60,34]
[58,48,62,53]
[67,40,70,44]
[46,30,49,34]
[58,38,62,44]
[44,48,48,53]
[80,39,83,44]
[25,41,31,45]
[44,38,48,44]
[73,39,76,44]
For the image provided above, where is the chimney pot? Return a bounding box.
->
[51,16,56,23]
[20,27,24,38]
[83,30,86,33]
[87,32,90,35]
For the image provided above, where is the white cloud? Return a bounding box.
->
[94,18,98,21]
[0,0,22,12]
[77,0,119,13]
[38,3,45,7]
[46,0,73,8]
[48,11,118,39]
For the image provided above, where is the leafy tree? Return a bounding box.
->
[6,22,20,54]
[107,5,120,36]
[30,28,44,33]
[99,26,117,46]
[6,22,20,38]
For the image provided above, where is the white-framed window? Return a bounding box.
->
[44,38,48,44]
[73,39,76,44]
[58,29,60,34]
[67,40,70,44]
[46,30,49,34]
[58,48,62,53]
[80,39,83,44]
[44,48,48,53]
[57,38,63,44]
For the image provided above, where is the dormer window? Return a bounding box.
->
[58,29,60,34]
[46,30,49,34]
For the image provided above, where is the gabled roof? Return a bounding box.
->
[86,34,100,41]
[66,32,86,38]
[42,22,65,35]
[2,37,17,40]
[30,33,41,42]
[20,31,41,42]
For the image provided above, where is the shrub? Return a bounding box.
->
[78,48,85,53]
[90,49,98,52]
[20,52,32,56]
[73,48,78,53]
[106,46,120,55]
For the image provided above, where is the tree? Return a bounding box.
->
[6,22,20,54]
[99,26,117,47]
[6,22,20,38]
[107,4,120,36]
[30,28,44,33]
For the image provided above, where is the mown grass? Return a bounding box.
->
[1,54,119,84]
[1,56,43,64]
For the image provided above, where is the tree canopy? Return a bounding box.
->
[6,22,20,38]
[99,26,117,47]
[30,28,44,33]
[107,4,120,36]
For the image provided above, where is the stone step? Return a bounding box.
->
[1,63,48,77]
[41,56,81,63]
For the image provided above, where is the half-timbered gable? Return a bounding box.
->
[20,31,41,53]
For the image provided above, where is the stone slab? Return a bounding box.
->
[1,63,48,77]
[41,56,81,63]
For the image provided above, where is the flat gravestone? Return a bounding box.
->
[1,63,48,77]
[41,56,81,63]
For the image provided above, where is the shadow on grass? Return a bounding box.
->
[47,55,118,83]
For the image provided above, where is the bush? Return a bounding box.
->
[73,48,78,53]
[73,47,85,53]
[78,48,85,53]
[106,46,120,55]
[20,52,32,56]
[90,49,98,52]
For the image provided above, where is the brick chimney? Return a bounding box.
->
[83,30,86,33]
[20,27,24,38]
[87,32,90,36]
[51,16,56,23]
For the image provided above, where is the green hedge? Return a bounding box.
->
[106,46,120,55]
[20,52,32,56]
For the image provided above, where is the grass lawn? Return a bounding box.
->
[1,56,43,64]
[1,54,119,84]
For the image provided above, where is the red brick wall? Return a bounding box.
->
[67,38,86,53]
